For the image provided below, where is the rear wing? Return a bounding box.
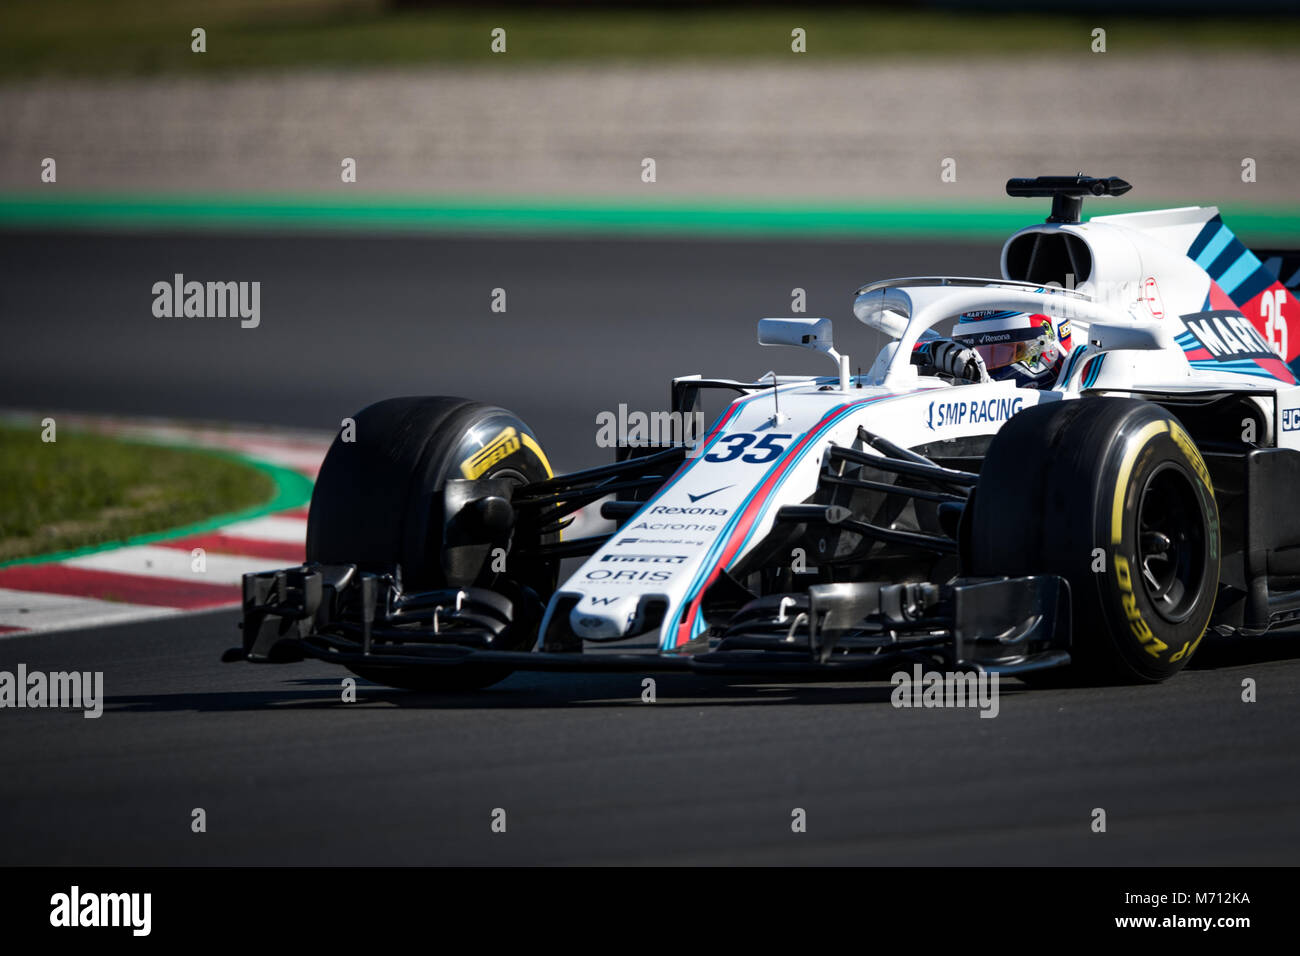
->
[1187,216,1300,379]
[1255,250,1300,298]
[1095,207,1300,380]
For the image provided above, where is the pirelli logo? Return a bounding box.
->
[460,426,521,479]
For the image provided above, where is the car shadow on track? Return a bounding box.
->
[102,631,1299,714]
[1190,631,1300,669]
[101,670,1032,713]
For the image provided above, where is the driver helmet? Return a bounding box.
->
[952,310,1072,386]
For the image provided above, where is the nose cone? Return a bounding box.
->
[569,594,642,641]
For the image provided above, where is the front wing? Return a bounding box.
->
[228,563,1072,677]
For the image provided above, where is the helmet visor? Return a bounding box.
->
[956,325,1050,372]
[973,339,1038,371]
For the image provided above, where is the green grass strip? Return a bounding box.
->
[0,430,313,568]
[2,193,1298,243]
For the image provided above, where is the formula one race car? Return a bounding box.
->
[227,175,1300,689]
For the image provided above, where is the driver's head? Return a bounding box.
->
[953,311,1071,386]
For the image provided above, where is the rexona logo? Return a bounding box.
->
[1183,310,1278,360]
[926,396,1024,430]
[601,554,687,564]
[648,505,728,516]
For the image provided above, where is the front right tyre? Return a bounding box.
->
[967,397,1219,683]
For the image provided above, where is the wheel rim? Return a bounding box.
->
[1135,462,1207,624]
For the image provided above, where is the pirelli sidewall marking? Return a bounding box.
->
[1107,419,1217,663]
[458,424,554,481]
[460,426,520,479]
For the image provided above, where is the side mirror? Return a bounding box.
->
[757,317,850,389]
[1088,322,1173,352]
[758,316,834,351]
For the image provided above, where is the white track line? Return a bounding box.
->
[215,444,326,472]
[0,588,178,634]
[64,546,287,587]
[218,515,308,543]
[0,414,327,636]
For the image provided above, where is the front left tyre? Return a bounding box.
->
[306,396,556,691]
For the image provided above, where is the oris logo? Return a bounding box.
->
[585,569,673,582]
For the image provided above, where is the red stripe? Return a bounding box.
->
[1235,280,1300,363]
[0,625,26,634]
[1208,281,1238,312]
[0,564,237,609]
[674,399,870,645]
[1256,356,1296,383]
[157,533,304,563]
[281,507,311,520]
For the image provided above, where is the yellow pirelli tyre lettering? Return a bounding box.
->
[1168,420,1213,492]
[520,432,553,479]
[460,426,522,479]
[1114,554,1169,660]
[1110,420,1167,546]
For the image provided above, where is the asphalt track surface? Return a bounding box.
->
[2,230,1300,865]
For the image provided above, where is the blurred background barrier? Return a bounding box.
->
[2,1,1299,211]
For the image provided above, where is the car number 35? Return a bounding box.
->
[703,433,793,464]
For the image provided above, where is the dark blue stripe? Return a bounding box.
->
[1062,344,1088,383]
[1187,215,1224,261]
[1207,237,1248,280]
[1229,265,1275,306]
[1083,354,1105,388]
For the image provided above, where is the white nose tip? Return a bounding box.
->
[569,596,640,641]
